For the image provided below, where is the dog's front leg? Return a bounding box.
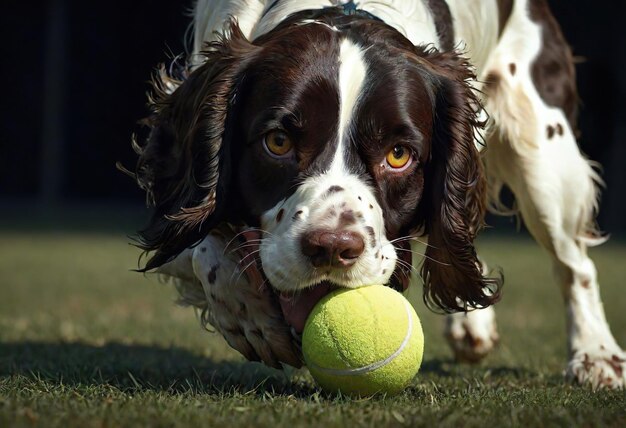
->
[158,226,302,369]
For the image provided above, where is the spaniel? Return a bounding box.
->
[128,0,625,389]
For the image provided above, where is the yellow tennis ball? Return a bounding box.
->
[302,285,424,396]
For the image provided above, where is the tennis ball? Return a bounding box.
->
[302,285,424,396]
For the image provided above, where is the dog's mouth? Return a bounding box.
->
[231,225,409,337]
[231,227,338,335]
[278,281,338,334]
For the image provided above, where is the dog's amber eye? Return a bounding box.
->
[264,131,293,158]
[386,145,412,170]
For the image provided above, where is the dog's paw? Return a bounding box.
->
[567,346,626,390]
[445,306,499,363]
[191,228,303,369]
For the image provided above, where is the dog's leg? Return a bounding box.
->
[444,261,500,363]
[479,0,625,389]
[445,307,499,363]
[553,255,626,389]
[411,236,499,362]
[157,227,302,369]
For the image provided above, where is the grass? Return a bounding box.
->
[0,227,625,427]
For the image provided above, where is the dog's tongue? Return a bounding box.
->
[279,283,333,334]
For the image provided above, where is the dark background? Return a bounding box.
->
[1,1,624,233]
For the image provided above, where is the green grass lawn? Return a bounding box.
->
[1,230,625,427]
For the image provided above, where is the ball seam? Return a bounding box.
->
[307,299,414,376]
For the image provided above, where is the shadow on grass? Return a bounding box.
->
[420,358,537,379]
[1,341,547,398]
[0,341,317,397]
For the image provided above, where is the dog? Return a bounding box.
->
[129,0,625,389]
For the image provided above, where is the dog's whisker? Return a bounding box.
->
[223,227,274,254]
[410,252,450,267]
[223,229,256,254]
[393,258,421,276]
[391,248,450,271]
[256,276,272,293]
[231,256,262,287]
[228,241,265,254]
[387,236,434,248]
[229,239,265,248]
[394,247,430,257]
[239,249,261,265]
[255,228,275,237]
[227,247,261,285]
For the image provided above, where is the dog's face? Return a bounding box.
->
[134,11,501,319]
[234,25,436,295]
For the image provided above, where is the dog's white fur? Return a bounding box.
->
[261,175,397,292]
[157,0,625,388]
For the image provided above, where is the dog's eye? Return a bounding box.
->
[264,130,293,158]
[385,145,412,170]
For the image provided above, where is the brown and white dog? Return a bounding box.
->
[130,0,625,389]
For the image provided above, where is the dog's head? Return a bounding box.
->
[133,10,501,323]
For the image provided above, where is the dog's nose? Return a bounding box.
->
[300,229,365,268]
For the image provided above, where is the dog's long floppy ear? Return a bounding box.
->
[132,22,258,271]
[415,48,503,312]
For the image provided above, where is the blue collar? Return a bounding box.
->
[263,0,382,22]
[339,0,382,21]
